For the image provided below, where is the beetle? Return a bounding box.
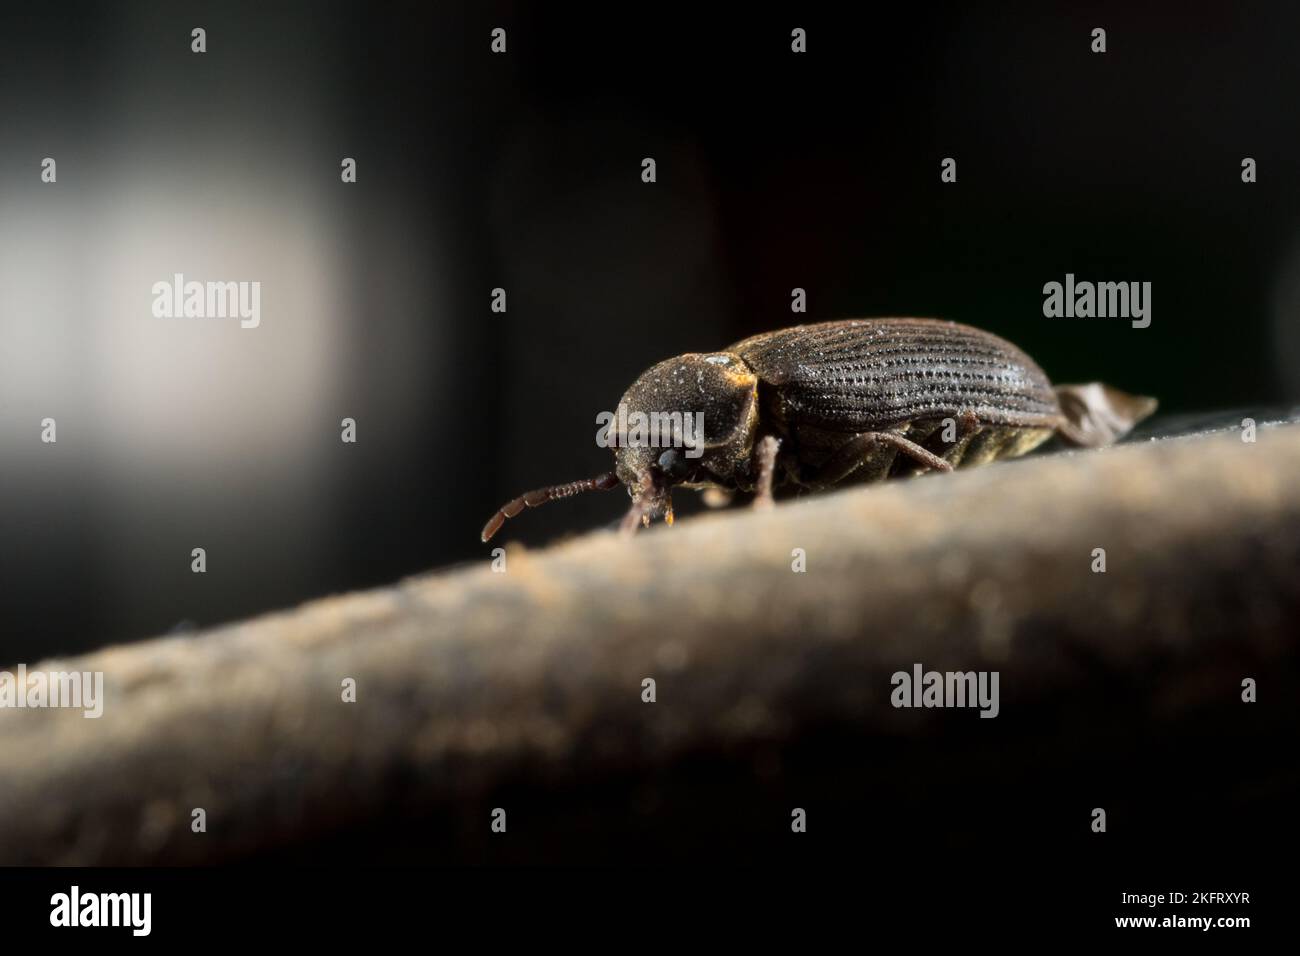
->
[480,318,1157,542]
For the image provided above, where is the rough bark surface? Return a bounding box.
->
[1,423,1297,864]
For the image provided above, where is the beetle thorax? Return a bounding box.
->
[611,352,761,493]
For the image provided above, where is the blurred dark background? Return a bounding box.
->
[2,0,1299,663]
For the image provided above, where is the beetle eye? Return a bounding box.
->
[657,448,689,479]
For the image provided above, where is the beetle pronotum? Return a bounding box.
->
[481,318,1157,542]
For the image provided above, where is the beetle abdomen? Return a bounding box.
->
[731,318,1062,434]
[893,417,1056,471]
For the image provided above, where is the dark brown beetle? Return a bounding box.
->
[481,318,1157,542]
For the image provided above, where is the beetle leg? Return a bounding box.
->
[816,431,954,484]
[813,433,878,484]
[619,497,649,536]
[956,409,981,439]
[618,473,660,537]
[871,432,955,473]
[937,409,982,467]
[752,435,782,510]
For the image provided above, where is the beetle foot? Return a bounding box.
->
[619,504,644,536]
[752,435,782,510]
[701,488,734,509]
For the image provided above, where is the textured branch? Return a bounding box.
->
[2,422,1298,864]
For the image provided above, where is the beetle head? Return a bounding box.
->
[610,352,760,527]
[480,351,761,543]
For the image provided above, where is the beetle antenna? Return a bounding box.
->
[481,472,621,542]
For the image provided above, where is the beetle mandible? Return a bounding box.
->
[480,318,1157,542]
